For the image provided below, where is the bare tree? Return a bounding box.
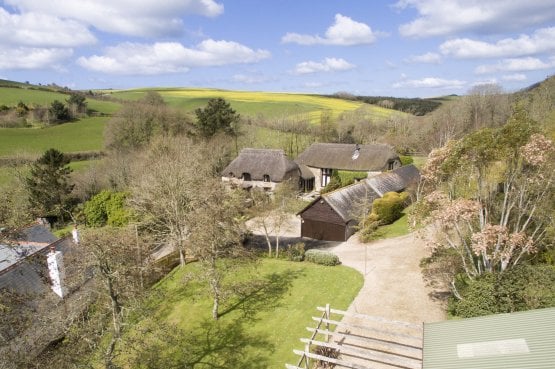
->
[188,179,250,320]
[80,226,152,368]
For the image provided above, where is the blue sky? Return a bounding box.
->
[1,0,554,97]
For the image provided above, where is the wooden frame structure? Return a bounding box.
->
[286,305,423,369]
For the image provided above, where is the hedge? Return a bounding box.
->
[304,249,341,266]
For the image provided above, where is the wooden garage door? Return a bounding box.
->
[301,219,346,241]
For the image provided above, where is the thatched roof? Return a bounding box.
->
[295,143,399,171]
[222,148,300,182]
[367,164,420,196]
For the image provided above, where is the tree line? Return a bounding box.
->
[0,93,87,128]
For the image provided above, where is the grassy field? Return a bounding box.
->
[106,87,397,123]
[115,258,363,369]
[0,87,121,114]
[0,117,106,157]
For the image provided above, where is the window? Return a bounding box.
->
[321,168,332,187]
[242,172,251,181]
[388,161,395,170]
[263,174,271,182]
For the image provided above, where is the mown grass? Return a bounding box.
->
[116,258,363,369]
[0,117,106,157]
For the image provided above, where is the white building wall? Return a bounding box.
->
[47,250,67,298]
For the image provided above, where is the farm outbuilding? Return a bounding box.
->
[295,143,401,191]
[423,307,555,369]
[297,165,420,241]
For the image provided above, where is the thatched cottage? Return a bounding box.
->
[221,148,314,192]
[297,165,420,241]
[295,143,401,191]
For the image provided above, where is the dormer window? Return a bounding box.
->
[241,173,251,181]
[263,174,271,182]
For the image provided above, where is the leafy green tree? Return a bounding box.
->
[415,107,555,310]
[83,190,132,227]
[195,97,240,138]
[25,148,74,220]
[66,93,87,118]
[49,100,70,123]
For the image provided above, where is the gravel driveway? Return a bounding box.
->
[246,214,446,323]
[328,232,445,324]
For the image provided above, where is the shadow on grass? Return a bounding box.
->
[123,318,273,369]
[219,268,305,320]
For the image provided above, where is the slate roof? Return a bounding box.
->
[295,143,399,171]
[298,165,421,223]
[222,148,300,182]
[323,181,381,222]
[367,164,420,196]
[0,223,69,295]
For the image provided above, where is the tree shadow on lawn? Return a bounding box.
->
[124,317,273,369]
[219,268,305,320]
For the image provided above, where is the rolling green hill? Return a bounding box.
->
[104,87,399,122]
[0,82,401,159]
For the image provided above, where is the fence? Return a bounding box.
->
[286,305,424,369]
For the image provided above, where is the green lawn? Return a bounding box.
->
[117,258,363,369]
[0,117,107,157]
[368,206,413,241]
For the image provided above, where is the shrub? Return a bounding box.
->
[359,219,380,243]
[451,264,555,318]
[304,249,340,266]
[320,172,342,194]
[371,191,409,225]
[286,242,305,262]
[399,155,414,165]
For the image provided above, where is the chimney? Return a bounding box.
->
[47,246,67,298]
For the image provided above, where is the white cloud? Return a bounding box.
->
[475,57,554,74]
[0,47,72,70]
[282,14,378,46]
[440,27,555,59]
[77,40,270,75]
[232,74,273,84]
[0,8,96,48]
[405,52,442,64]
[393,77,466,89]
[4,0,223,37]
[293,58,355,74]
[396,0,555,38]
[502,73,527,81]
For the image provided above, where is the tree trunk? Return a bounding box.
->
[209,258,220,320]
[105,275,122,368]
[179,248,185,266]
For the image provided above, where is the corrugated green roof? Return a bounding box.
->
[423,308,555,369]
